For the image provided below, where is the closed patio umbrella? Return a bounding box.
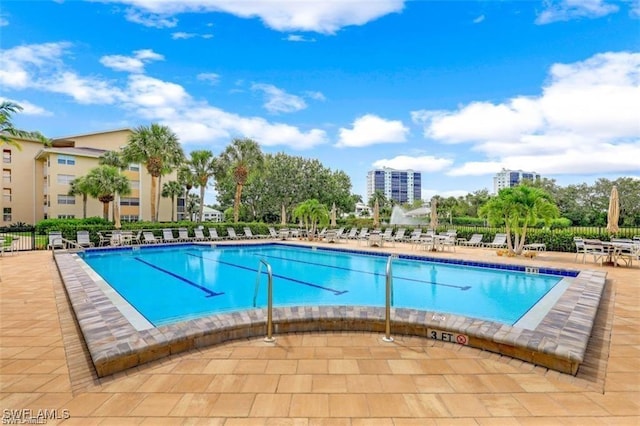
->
[606,186,619,234]
[330,202,337,228]
[429,197,438,231]
[373,199,380,229]
[281,204,287,226]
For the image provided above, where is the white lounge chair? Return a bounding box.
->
[227,227,241,239]
[484,233,507,249]
[76,230,94,248]
[142,231,160,244]
[244,227,266,239]
[48,231,64,250]
[208,228,223,241]
[177,228,191,241]
[345,228,359,240]
[193,228,207,241]
[162,229,178,243]
[460,234,483,247]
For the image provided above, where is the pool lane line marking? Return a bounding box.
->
[257,253,471,291]
[133,257,224,298]
[186,252,348,296]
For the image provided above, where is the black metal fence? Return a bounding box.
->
[0,226,37,252]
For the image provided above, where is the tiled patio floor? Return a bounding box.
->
[1,243,638,424]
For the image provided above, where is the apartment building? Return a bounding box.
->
[1,128,177,225]
[366,167,422,205]
[492,168,541,193]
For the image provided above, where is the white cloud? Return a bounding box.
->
[285,34,316,42]
[0,16,8,27]
[304,90,326,101]
[0,97,52,116]
[100,49,164,73]
[251,83,307,114]
[536,0,619,24]
[172,32,197,39]
[102,0,406,34]
[197,72,220,85]
[337,114,409,147]
[414,51,640,177]
[0,42,70,89]
[372,155,453,172]
[473,15,485,24]
[124,8,177,28]
[0,41,328,150]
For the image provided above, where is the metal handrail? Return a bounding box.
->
[255,259,275,343]
[382,255,394,342]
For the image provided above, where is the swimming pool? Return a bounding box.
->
[81,244,564,327]
[57,241,605,377]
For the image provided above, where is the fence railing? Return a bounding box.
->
[0,226,37,252]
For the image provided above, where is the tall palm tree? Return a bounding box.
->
[68,176,91,219]
[99,151,128,227]
[188,150,217,222]
[216,138,264,223]
[161,181,183,222]
[479,184,559,255]
[85,165,131,221]
[121,124,185,222]
[0,101,49,149]
[178,165,195,221]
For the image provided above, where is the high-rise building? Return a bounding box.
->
[493,168,541,193]
[366,168,421,205]
[1,128,178,225]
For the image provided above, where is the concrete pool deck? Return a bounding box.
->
[1,242,638,423]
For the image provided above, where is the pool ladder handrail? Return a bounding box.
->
[383,255,394,342]
[254,259,276,343]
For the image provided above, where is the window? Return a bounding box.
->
[129,180,140,189]
[3,149,11,164]
[121,215,139,222]
[57,194,76,205]
[127,164,140,172]
[57,154,75,165]
[3,188,11,203]
[3,208,11,222]
[57,214,75,219]
[57,174,75,185]
[120,197,140,206]
[2,169,10,184]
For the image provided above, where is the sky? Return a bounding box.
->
[1,0,639,205]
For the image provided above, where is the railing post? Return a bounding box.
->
[259,259,275,343]
[382,255,394,342]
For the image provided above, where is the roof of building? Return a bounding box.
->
[35,146,109,160]
[52,127,134,141]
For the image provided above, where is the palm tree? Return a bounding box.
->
[216,138,264,223]
[85,165,131,221]
[479,184,559,255]
[121,124,185,222]
[293,199,329,241]
[68,176,91,219]
[188,150,217,222]
[186,193,200,221]
[99,151,128,227]
[178,165,195,221]
[161,181,183,222]
[0,101,49,149]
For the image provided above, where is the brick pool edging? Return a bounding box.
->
[53,249,607,377]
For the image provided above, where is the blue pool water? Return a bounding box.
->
[80,244,564,327]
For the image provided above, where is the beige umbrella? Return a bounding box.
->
[330,202,337,228]
[280,204,287,226]
[429,197,438,231]
[373,198,380,228]
[606,186,619,234]
[113,195,121,229]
